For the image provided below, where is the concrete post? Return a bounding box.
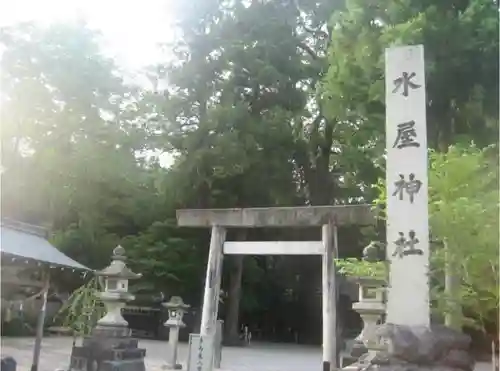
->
[322,223,338,371]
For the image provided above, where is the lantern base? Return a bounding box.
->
[162,363,183,370]
[69,326,146,371]
[342,323,475,371]
[341,339,367,367]
[94,324,130,337]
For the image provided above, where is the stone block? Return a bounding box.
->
[439,350,474,371]
[377,323,422,363]
[70,332,146,371]
[1,356,16,371]
[350,340,368,358]
[428,325,471,352]
[376,323,473,366]
[91,327,131,339]
[83,336,139,350]
[344,324,476,371]
[99,359,146,371]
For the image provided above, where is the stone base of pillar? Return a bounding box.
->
[343,323,474,371]
[341,340,367,367]
[162,363,183,370]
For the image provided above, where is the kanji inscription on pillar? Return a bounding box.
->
[392,173,422,203]
[385,45,430,327]
[392,230,423,258]
[392,72,421,97]
[392,121,420,149]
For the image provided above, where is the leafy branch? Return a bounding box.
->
[54,276,106,338]
[336,258,387,282]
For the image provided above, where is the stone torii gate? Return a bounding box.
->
[176,205,375,371]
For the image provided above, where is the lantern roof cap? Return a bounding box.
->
[347,276,386,287]
[163,296,190,310]
[95,245,142,280]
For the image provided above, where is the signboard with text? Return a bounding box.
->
[187,333,215,371]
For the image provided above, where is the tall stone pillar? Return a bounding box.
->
[341,43,475,371]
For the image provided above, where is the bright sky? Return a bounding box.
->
[0,0,177,167]
[0,0,175,71]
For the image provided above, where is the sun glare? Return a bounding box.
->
[0,0,176,167]
[0,0,175,71]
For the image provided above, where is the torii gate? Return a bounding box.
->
[176,205,375,371]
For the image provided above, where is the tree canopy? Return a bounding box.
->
[1,0,497,344]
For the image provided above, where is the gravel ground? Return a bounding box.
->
[1,336,495,371]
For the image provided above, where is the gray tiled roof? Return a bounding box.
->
[0,221,90,271]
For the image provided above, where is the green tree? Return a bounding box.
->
[145,0,310,343]
[427,144,498,333]
[3,0,496,344]
[0,20,218,308]
[322,0,498,155]
[0,21,153,269]
[350,145,498,334]
[122,220,209,304]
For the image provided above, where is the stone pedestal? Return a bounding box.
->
[69,327,146,371]
[344,323,475,371]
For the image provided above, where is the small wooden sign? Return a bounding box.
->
[187,333,215,371]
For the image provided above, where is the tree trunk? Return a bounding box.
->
[224,230,246,345]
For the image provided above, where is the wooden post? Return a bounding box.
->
[444,239,461,329]
[332,224,340,365]
[31,273,49,371]
[200,225,226,337]
[322,223,338,371]
[224,229,246,345]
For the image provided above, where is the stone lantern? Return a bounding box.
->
[95,245,142,330]
[68,246,146,371]
[162,296,190,370]
[352,277,386,351]
[342,242,386,368]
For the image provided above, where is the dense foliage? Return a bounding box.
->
[428,145,498,333]
[1,0,498,344]
[337,145,499,335]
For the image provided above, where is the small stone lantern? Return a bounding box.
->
[95,245,142,331]
[352,277,386,351]
[162,296,190,370]
[342,242,387,368]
